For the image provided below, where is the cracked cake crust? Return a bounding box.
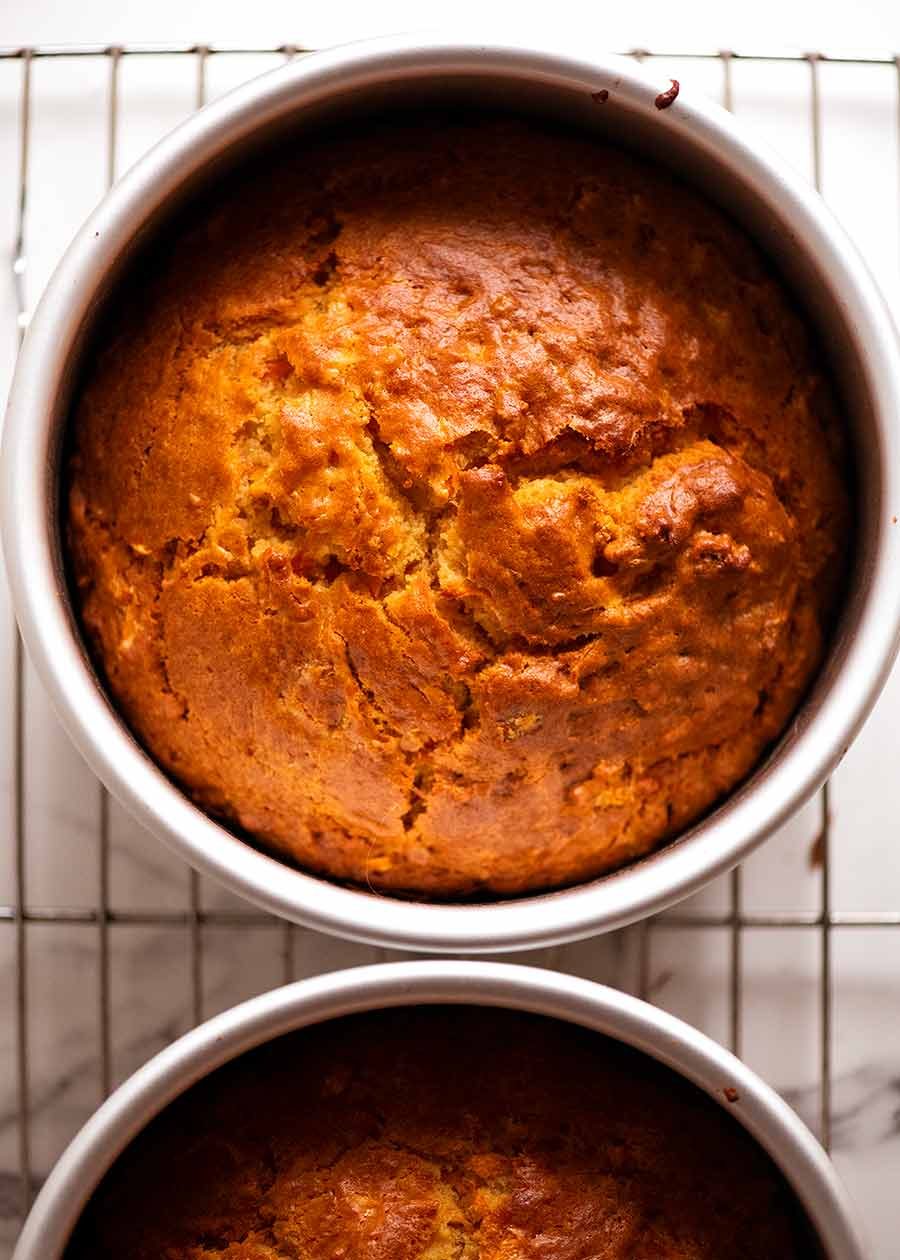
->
[66,117,849,897]
[66,1008,810,1259]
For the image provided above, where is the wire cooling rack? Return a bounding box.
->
[2,41,899,1259]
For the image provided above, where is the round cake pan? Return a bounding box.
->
[3,34,900,953]
[13,961,865,1259]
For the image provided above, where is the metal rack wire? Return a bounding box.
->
[2,41,899,1254]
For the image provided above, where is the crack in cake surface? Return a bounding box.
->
[66,115,849,897]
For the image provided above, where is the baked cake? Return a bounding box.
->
[67,117,848,896]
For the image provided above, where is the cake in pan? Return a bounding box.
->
[67,1007,812,1258]
[67,117,848,896]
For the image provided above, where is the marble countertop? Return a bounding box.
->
[1,38,899,1260]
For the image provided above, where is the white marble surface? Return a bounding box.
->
[1,33,900,1260]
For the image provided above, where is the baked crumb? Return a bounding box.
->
[655,79,681,109]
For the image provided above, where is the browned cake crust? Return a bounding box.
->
[67,1008,811,1259]
[67,117,849,896]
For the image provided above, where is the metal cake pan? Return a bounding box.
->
[3,33,900,952]
[12,961,866,1259]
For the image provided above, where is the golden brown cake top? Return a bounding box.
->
[67,117,848,896]
[67,1007,812,1259]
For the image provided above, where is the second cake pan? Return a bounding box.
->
[13,960,866,1260]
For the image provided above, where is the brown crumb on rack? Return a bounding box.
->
[655,79,680,110]
[591,89,609,103]
[809,829,826,868]
[723,1086,740,1103]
